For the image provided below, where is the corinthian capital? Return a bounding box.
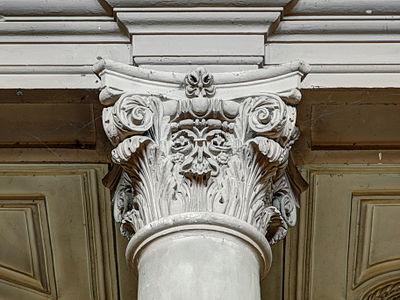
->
[94,60,309,247]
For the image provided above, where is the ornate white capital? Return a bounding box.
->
[94,59,308,248]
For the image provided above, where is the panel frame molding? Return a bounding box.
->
[349,193,400,290]
[284,164,400,300]
[0,164,118,300]
[0,194,55,296]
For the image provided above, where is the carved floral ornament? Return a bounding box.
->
[363,280,400,300]
[94,59,309,245]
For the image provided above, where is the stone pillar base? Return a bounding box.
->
[126,213,272,300]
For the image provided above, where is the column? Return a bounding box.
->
[94,59,309,299]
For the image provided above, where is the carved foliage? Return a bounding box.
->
[363,280,400,300]
[105,70,300,244]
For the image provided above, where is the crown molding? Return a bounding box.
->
[101,0,297,67]
[103,0,297,35]
[287,0,400,16]
[0,17,128,43]
[270,17,400,42]
[0,0,110,16]
[105,0,293,8]
[115,9,281,35]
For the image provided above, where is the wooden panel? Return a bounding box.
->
[0,164,117,300]
[311,104,400,149]
[286,166,400,300]
[292,89,400,166]
[262,243,284,300]
[0,89,111,163]
[349,195,400,289]
[0,196,54,296]
[0,104,96,148]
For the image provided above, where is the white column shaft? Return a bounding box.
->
[137,230,261,300]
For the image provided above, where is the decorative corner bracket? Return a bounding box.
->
[94,59,309,246]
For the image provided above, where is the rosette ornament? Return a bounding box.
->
[185,67,216,98]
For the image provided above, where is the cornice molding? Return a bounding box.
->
[114,9,281,35]
[287,0,400,16]
[0,0,110,16]
[0,17,128,43]
[105,0,293,8]
[94,59,308,247]
[271,16,400,42]
[101,0,297,67]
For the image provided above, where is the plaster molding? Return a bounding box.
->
[115,9,281,35]
[287,0,400,16]
[0,17,128,43]
[104,0,293,7]
[120,9,280,66]
[271,17,400,42]
[0,0,110,16]
[101,0,297,67]
[94,59,308,246]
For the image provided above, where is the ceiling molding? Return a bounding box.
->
[104,0,294,8]
[271,17,400,42]
[102,0,298,68]
[0,17,129,43]
[286,0,400,16]
[0,0,111,16]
